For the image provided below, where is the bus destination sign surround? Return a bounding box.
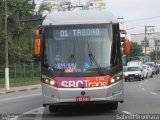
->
[54,28,104,39]
[55,76,111,88]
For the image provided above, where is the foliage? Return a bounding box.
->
[148,50,160,60]
[129,41,143,57]
[38,3,51,15]
[0,0,36,65]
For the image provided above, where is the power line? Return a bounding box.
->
[125,16,160,23]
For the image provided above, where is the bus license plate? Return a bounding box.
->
[76,96,90,102]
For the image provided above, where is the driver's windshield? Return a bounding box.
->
[145,63,153,67]
[127,67,140,71]
[43,24,112,72]
[142,66,147,70]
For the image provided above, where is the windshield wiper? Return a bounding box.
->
[60,41,76,73]
[67,54,75,63]
[87,40,104,76]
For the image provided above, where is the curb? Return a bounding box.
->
[0,86,41,95]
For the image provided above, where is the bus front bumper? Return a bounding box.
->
[41,80,124,106]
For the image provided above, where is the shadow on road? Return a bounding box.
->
[41,104,118,120]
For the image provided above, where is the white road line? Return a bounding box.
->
[9,116,19,120]
[19,107,44,120]
[122,111,133,115]
[0,94,41,102]
[141,88,146,91]
[151,92,158,95]
[23,107,44,115]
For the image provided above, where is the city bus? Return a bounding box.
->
[34,9,130,112]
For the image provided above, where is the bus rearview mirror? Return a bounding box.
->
[34,30,41,56]
[34,38,41,56]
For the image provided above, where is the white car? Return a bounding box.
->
[124,66,145,82]
[145,62,156,75]
[142,65,153,78]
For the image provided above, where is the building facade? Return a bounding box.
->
[42,0,71,16]
[86,0,106,9]
[131,32,160,54]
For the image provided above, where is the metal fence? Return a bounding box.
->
[0,63,41,88]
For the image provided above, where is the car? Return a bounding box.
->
[124,66,145,82]
[155,64,160,74]
[142,65,153,78]
[145,62,156,75]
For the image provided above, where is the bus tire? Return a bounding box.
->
[108,102,118,110]
[145,73,148,79]
[141,77,144,80]
[49,105,59,112]
[138,77,141,81]
[150,73,153,78]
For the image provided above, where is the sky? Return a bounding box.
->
[106,0,160,34]
[35,0,160,34]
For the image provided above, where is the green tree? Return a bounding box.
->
[129,41,143,57]
[148,50,160,60]
[0,0,5,65]
[38,3,51,15]
[0,0,36,65]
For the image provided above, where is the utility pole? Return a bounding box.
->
[4,0,10,91]
[154,39,158,64]
[144,26,155,58]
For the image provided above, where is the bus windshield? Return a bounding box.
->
[43,24,112,72]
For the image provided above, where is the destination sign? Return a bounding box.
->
[53,28,106,39]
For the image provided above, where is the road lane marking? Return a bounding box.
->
[141,88,146,91]
[23,107,44,114]
[19,107,44,120]
[151,92,158,95]
[9,116,19,120]
[0,94,41,102]
[122,111,133,115]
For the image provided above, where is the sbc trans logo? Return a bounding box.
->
[55,76,111,88]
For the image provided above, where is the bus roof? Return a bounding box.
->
[42,9,118,26]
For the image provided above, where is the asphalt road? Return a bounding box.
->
[0,74,160,120]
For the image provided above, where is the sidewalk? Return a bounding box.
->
[0,84,41,95]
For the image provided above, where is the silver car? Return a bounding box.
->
[142,65,153,78]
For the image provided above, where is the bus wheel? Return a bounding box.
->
[108,102,118,110]
[145,74,148,79]
[150,73,153,78]
[49,105,59,112]
[141,77,144,80]
[138,77,141,81]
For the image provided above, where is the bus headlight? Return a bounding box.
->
[135,74,139,76]
[124,73,128,76]
[110,78,115,83]
[42,76,57,87]
[109,75,122,85]
[49,80,56,86]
